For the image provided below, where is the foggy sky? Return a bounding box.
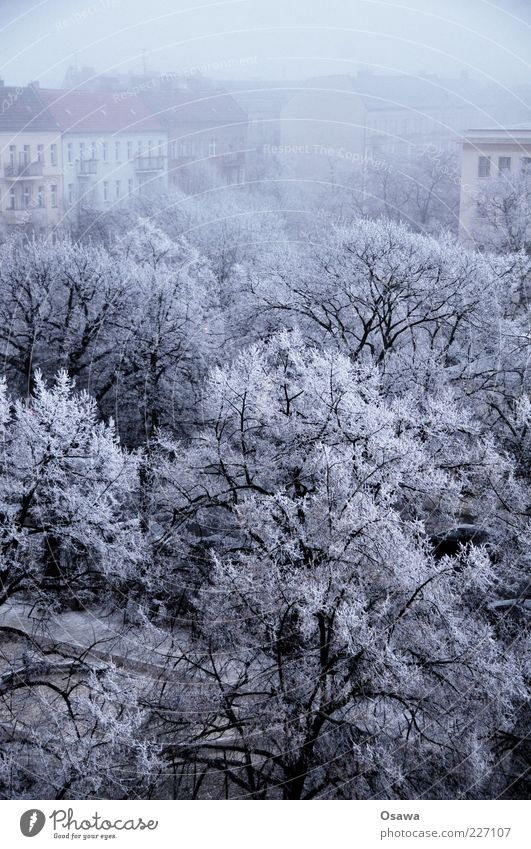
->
[0,0,530,87]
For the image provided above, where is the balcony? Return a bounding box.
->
[4,161,44,179]
[76,159,98,177]
[134,156,165,172]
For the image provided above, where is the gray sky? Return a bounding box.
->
[0,0,530,86]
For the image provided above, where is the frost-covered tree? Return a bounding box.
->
[154,332,527,799]
[0,237,135,402]
[473,167,531,254]
[242,220,496,368]
[0,372,144,611]
[0,234,222,445]
[0,658,162,800]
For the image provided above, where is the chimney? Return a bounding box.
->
[29,80,40,88]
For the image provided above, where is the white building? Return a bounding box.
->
[458,127,531,243]
[0,83,63,236]
[37,88,167,217]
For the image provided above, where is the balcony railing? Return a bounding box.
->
[76,159,98,176]
[134,156,165,172]
[4,161,44,179]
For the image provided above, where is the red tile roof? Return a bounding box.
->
[37,89,164,134]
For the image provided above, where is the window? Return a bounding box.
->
[8,188,15,209]
[115,141,121,161]
[103,181,108,202]
[9,144,16,166]
[50,144,57,166]
[68,183,74,204]
[178,142,188,157]
[115,180,121,199]
[478,156,491,178]
[127,141,133,160]
[102,142,108,162]
[23,145,30,166]
[208,139,217,157]
[521,157,531,173]
[137,140,143,157]
[38,185,45,207]
[498,156,511,173]
[91,141,97,160]
[79,142,85,160]
[23,186,31,208]
[50,184,57,207]
[37,144,44,163]
[158,139,164,154]
[67,142,73,164]
[128,178,133,194]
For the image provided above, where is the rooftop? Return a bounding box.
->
[37,88,164,133]
[0,84,58,132]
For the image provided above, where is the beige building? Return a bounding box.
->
[0,83,63,236]
[458,127,531,243]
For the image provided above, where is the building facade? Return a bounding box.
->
[37,89,167,218]
[221,81,295,180]
[142,82,248,191]
[0,83,63,236]
[0,75,251,232]
[458,127,531,243]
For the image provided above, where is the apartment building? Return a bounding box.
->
[36,88,167,216]
[0,76,251,229]
[142,83,248,191]
[0,82,63,235]
[458,127,531,243]
[221,81,296,179]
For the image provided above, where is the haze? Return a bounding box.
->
[0,0,530,87]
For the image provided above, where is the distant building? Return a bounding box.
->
[221,82,296,179]
[36,88,167,217]
[141,84,248,191]
[458,127,531,243]
[0,82,63,236]
[279,72,531,180]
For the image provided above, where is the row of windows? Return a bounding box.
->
[478,155,531,178]
[6,178,145,209]
[3,140,167,168]
[5,138,246,167]
[67,139,165,164]
[168,138,245,159]
[68,178,135,204]
[6,183,58,209]
[7,143,58,167]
